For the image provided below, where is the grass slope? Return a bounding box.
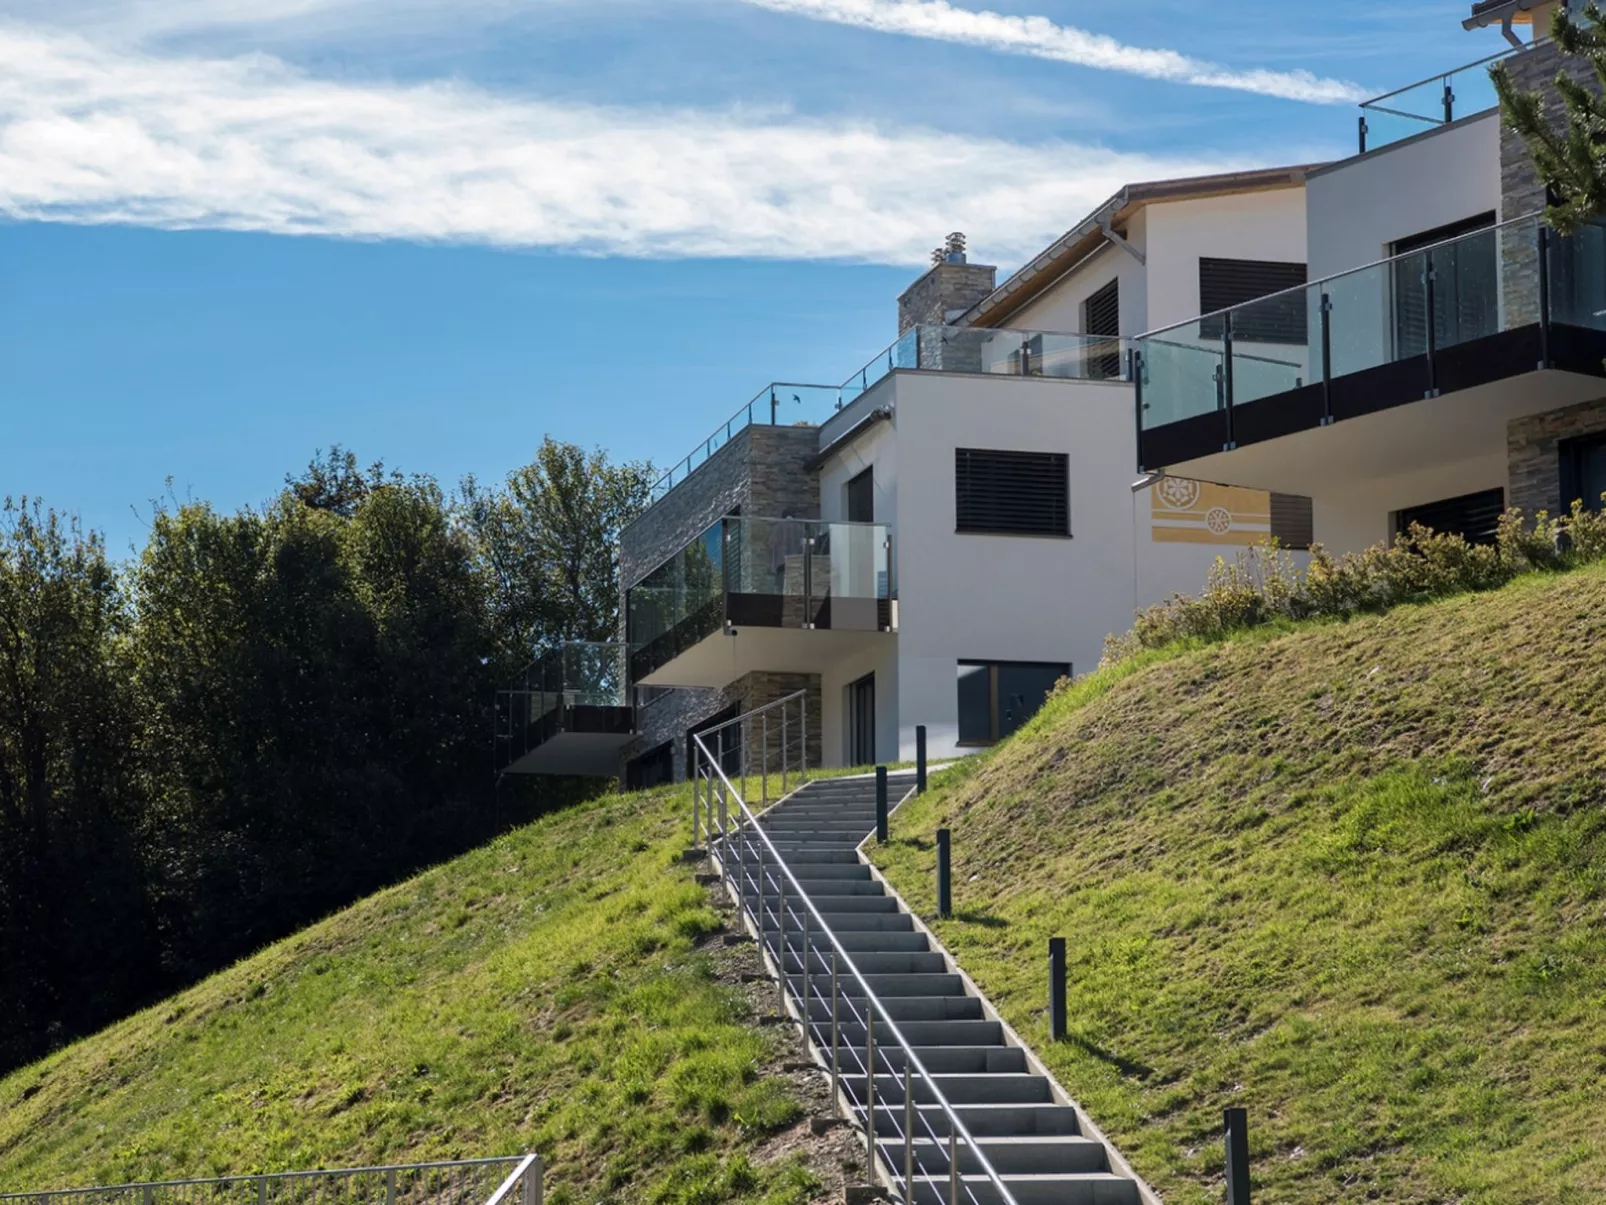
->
[0,784,823,1205]
[875,566,1606,1205]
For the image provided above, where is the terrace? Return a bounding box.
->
[493,642,634,776]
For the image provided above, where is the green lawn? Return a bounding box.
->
[875,566,1606,1205]
[0,783,824,1205]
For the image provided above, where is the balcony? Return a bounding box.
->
[627,517,894,688]
[643,325,1128,507]
[1356,44,1517,155]
[1133,213,1606,495]
[493,642,634,776]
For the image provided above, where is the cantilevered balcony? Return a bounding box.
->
[627,517,894,688]
[1133,213,1606,496]
[493,642,634,776]
[1355,44,1514,155]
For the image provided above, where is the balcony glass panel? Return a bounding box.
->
[1139,320,1223,430]
[1358,47,1514,155]
[1549,219,1606,331]
[1138,214,1549,436]
[1229,288,1313,404]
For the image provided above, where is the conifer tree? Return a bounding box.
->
[1494,2,1606,233]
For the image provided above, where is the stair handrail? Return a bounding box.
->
[692,731,1021,1205]
[0,1157,540,1205]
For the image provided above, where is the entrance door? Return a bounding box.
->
[848,674,876,766]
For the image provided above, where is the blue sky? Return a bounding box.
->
[0,0,1505,554]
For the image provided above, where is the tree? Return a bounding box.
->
[1494,2,1606,233]
[463,436,653,660]
[0,499,155,1071]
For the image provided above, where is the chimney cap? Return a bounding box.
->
[943,231,968,264]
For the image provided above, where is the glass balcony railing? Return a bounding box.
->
[1136,212,1606,447]
[644,326,1130,506]
[1357,45,1520,155]
[627,516,893,681]
[493,641,631,772]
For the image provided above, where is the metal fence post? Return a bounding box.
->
[876,766,889,843]
[801,692,809,781]
[1225,1108,1251,1205]
[782,705,789,796]
[903,1063,915,1195]
[949,1129,959,1205]
[762,712,769,805]
[831,951,841,1101]
[776,870,787,1016]
[866,1010,877,1181]
[385,1169,396,1205]
[524,1159,544,1205]
[936,828,951,919]
[1049,937,1067,1042]
[916,725,927,793]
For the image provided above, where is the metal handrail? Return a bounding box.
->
[0,1158,540,1205]
[1138,209,1543,342]
[1358,45,1519,113]
[691,730,1020,1205]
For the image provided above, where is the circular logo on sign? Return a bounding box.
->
[1206,506,1233,534]
[1158,477,1201,510]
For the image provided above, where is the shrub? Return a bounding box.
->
[1103,504,1606,665]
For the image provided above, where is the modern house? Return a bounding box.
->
[496,163,1333,783]
[1133,0,1606,552]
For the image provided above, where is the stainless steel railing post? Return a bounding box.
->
[866,1008,877,1181]
[948,1130,959,1205]
[776,871,787,1015]
[830,951,840,1101]
[903,1064,915,1199]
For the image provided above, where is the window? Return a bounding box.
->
[955,448,1070,537]
[1083,279,1122,380]
[1391,213,1497,357]
[846,467,874,523]
[957,661,1070,745]
[1270,493,1314,551]
[1198,258,1308,344]
[1396,487,1506,545]
[1561,434,1606,513]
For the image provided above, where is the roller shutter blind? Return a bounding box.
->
[1396,487,1505,546]
[955,449,1070,536]
[1199,258,1308,344]
[1083,279,1121,380]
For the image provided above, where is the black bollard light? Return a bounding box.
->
[936,827,951,919]
[875,765,889,843]
[1224,1108,1250,1205]
[916,725,927,794]
[1048,937,1067,1041]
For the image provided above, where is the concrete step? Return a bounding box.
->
[750,879,885,897]
[758,893,899,913]
[842,1072,1051,1105]
[875,1135,1111,1175]
[872,1104,1083,1138]
[812,913,916,932]
[800,973,967,999]
[904,1173,1138,1205]
[819,1043,1022,1074]
[772,950,946,975]
[834,1018,1005,1048]
[770,863,873,881]
[767,929,930,953]
[805,994,982,1022]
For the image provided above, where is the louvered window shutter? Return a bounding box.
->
[955,449,1070,536]
[1198,258,1307,344]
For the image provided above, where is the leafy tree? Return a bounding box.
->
[463,436,653,658]
[0,499,154,1071]
[1494,2,1606,232]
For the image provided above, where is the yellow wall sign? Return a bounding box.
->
[1150,478,1273,546]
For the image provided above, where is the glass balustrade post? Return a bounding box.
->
[1442,78,1454,124]
[1425,249,1440,398]
[1358,114,1368,155]
[1222,311,1236,451]
[1320,292,1334,425]
[1538,224,1552,368]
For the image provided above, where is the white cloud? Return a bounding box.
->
[732,0,1369,104]
[0,24,1294,264]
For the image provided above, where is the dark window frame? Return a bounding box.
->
[1394,487,1506,546]
[956,659,1071,746]
[955,448,1071,538]
[1560,432,1606,514]
[846,467,875,523]
[1082,279,1122,380]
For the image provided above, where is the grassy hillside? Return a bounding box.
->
[0,784,842,1205]
[875,566,1606,1205]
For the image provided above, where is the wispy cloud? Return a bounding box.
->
[0,24,1291,264]
[732,0,1369,104]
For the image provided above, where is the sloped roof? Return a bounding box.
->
[958,164,1323,330]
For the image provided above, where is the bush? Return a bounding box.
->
[1103,504,1606,665]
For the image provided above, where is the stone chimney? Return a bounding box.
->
[896,233,998,335]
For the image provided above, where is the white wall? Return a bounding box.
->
[1313,451,1509,553]
[882,372,1234,760]
[1143,189,1309,332]
[818,639,900,768]
[1010,209,1150,336]
[1305,112,1501,280]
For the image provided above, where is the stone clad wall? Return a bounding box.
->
[897,261,998,334]
[618,423,822,783]
[1508,396,1606,516]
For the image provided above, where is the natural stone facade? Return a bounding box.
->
[618,422,822,783]
[897,260,998,334]
[732,670,823,780]
[1508,396,1606,515]
[1498,38,1601,324]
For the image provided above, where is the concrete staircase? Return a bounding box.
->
[722,772,1147,1205]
